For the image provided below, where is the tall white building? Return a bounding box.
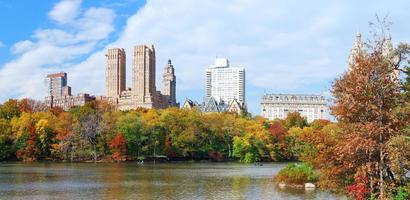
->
[260,94,327,123]
[206,58,245,104]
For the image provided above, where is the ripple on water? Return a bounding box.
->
[0,162,346,200]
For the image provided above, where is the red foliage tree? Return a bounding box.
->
[329,32,410,198]
[109,133,127,161]
[16,121,41,161]
[268,121,287,142]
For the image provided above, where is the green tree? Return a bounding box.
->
[283,112,308,129]
[0,119,14,160]
[116,112,145,159]
[0,99,20,121]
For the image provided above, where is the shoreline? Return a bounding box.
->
[0,160,296,165]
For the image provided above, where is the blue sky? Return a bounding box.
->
[0,0,409,115]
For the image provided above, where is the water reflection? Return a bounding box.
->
[0,162,346,200]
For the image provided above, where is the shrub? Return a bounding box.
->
[275,163,318,185]
[346,182,368,200]
[390,182,410,200]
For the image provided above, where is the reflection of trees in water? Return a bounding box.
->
[277,186,314,198]
[102,164,125,200]
[1,163,345,199]
[232,176,251,198]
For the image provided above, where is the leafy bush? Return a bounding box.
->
[275,163,318,185]
[390,182,410,200]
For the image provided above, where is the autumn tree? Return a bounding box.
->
[0,99,20,120]
[11,113,41,161]
[18,98,47,113]
[116,112,145,159]
[232,119,273,163]
[268,121,288,161]
[53,112,74,160]
[282,112,308,129]
[109,132,127,161]
[99,111,122,157]
[330,25,410,199]
[0,118,14,160]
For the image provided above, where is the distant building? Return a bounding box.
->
[117,89,134,111]
[162,59,177,107]
[206,58,245,104]
[105,45,178,111]
[348,32,398,79]
[347,33,365,72]
[45,72,94,110]
[260,94,327,123]
[132,45,157,108]
[182,97,246,115]
[182,99,199,110]
[181,58,246,114]
[105,48,126,99]
[46,72,67,97]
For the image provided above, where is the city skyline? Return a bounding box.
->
[0,0,410,114]
[107,44,177,110]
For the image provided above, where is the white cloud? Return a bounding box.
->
[0,41,4,48]
[0,0,115,100]
[2,0,410,114]
[105,0,344,93]
[11,40,34,54]
[48,0,82,24]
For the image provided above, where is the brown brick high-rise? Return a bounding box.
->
[132,45,156,108]
[105,48,126,99]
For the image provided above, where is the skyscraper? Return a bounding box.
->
[105,48,126,98]
[162,59,177,106]
[104,44,177,110]
[46,72,67,97]
[132,45,156,108]
[206,58,245,104]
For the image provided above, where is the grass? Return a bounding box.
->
[275,163,318,185]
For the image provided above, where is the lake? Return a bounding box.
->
[0,162,346,200]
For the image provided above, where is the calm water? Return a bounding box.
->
[0,162,346,200]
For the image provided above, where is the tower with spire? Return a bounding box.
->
[162,59,177,107]
[347,32,365,71]
[381,33,400,80]
[347,32,399,81]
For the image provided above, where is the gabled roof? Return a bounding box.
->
[183,97,246,114]
[201,96,220,112]
[182,99,198,109]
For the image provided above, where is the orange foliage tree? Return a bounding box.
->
[329,32,410,199]
[109,133,127,161]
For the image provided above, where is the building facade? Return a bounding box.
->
[260,94,327,123]
[347,32,365,72]
[117,89,134,111]
[348,32,398,79]
[206,58,245,104]
[132,45,156,108]
[182,97,246,115]
[162,59,177,107]
[105,48,126,99]
[105,45,178,111]
[46,72,67,97]
[45,72,94,110]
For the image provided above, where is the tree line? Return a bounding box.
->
[0,98,318,163]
